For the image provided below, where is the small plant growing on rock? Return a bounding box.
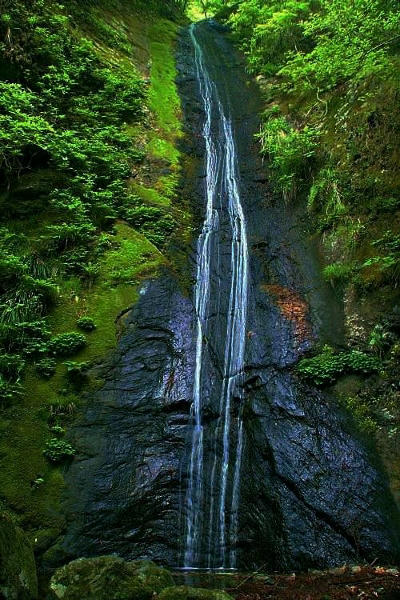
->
[297,345,381,386]
[31,476,45,489]
[48,332,86,356]
[43,438,75,463]
[0,377,23,407]
[64,361,89,385]
[76,316,96,331]
[36,358,57,378]
[49,425,65,436]
[0,354,25,380]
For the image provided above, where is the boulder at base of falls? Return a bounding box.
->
[48,556,174,600]
[158,587,233,600]
[0,512,38,600]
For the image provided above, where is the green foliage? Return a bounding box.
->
[43,438,75,463]
[362,231,400,286]
[48,332,86,356]
[225,0,400,300]
[35,358,57,378]
[257,115,319,199]
[49,425,65,436]
[64,361,90,380]
[228,0,400,91]
[229,0,313,76]
[76,316,96,331]
[0,354,25,381]
[120,197,176,248]
[369,324,394,356]
[322,262,356,285]
[0,319,50,356]
[338,395,378,435]
[279,0,400,93]
[297,345,382,386]
[307,167,348,223]
[0,377,23,408]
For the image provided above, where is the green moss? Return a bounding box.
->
[145,18,184,213]
[148,137,180,165]
[338,394,378,436]
[129,182,171,207]
[148,19,182,139]
[102,223,163,285]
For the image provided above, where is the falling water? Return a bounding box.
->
[184,23,249,570]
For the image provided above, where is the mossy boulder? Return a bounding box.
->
[129,559,175,592]
[158,587,233,600]
[48,556,174,600]
[0,512,38,599]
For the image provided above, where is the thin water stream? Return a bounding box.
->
[183,22,249,571]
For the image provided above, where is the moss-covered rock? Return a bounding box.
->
[129,559,175,592]
[48,556,174,600]
[158,587,233,600]
[0,512,38,600]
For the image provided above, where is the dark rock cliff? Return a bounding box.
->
[54,21,400,572]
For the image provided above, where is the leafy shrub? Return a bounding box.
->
[322,262,356,284]
[43,438,75,463]
[279,0,400,92]
[43,223,97,252]
[0,376,23,407]
[36,358,57,378]
[297,345,382,386]
[49,425,65,436]
[120,200,176,248]
[64,361,90,383]
[0,354,25,380]
[48,332,86,356]
[76,316,96,331]
[361,231,400,286]
[229,0,313,76]
[0,253,27,292]
[0,320,50,355]
[307,167,348,221]
[257,116,319,199]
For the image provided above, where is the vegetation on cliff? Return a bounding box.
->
[0,0,190,566]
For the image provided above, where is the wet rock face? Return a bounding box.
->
[57,21,400,571]
[59,277,196,566]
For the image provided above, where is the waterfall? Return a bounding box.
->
[183,23,249,571]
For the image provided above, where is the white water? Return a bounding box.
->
[184,23,249,570]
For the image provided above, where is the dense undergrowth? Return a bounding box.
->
[0,0,190,551]
[194,0,400,497]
